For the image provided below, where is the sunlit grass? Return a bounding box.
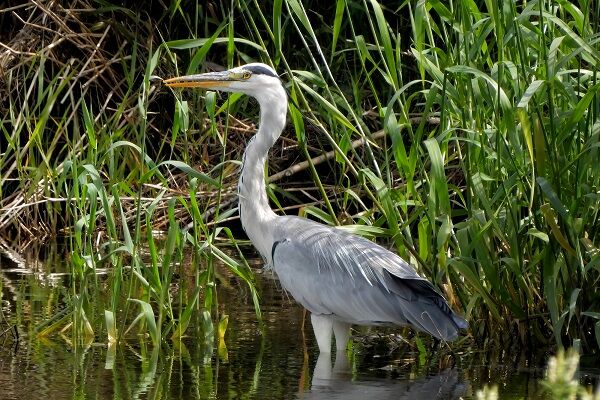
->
[0,0,599,356]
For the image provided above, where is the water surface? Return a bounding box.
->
[0,243,576,399]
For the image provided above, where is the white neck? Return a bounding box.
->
[238,84,287,259]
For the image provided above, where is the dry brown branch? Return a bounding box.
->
[268,130,385,183]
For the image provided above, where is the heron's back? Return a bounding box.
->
[270,216,468,341]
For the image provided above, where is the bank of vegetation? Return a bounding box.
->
[1,0,599,357]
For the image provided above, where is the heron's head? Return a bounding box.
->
[164,63,282,100]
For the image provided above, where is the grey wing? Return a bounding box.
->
[271,220,467,341]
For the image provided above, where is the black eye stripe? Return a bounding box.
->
[244,65,278,78]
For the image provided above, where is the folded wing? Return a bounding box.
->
[271,217,468,341]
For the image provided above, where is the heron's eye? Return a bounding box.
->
[242,71,252,80]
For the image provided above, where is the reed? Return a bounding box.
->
[1,0,598,355]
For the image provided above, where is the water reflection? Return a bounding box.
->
[1,339,468,400]
[0,242,570,399]
[306,351,466,400]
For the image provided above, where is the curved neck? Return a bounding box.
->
[238,85,287,259]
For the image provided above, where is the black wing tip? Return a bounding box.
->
[434,315,469,341]
[453,315,469,330]
[403,278,468,328]
[401,278,469,339]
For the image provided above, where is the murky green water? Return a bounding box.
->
[0,243,595,399]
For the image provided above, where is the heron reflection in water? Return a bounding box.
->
[308,351,466,400]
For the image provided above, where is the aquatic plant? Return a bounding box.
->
[543,349,600,400]
[0,1,598,356]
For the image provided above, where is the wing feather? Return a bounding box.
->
[271,216,468,340]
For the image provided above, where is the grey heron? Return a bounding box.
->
[164,63,468,354]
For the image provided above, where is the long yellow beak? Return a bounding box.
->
[163,71,233,88]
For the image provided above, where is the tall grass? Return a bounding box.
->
[1,0,599,356]
[262,0,600,355]
[1,1,261,346]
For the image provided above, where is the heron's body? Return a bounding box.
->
[165,63,467,354]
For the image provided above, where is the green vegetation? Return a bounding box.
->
[1,0,599,359]
[478,349,600,399]
[543,349,599,400]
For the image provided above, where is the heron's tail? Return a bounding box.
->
[399,278,468,341]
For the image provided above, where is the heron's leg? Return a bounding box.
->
[332,320,351,352]
[332,348,350,377]
[310,314,333,354]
